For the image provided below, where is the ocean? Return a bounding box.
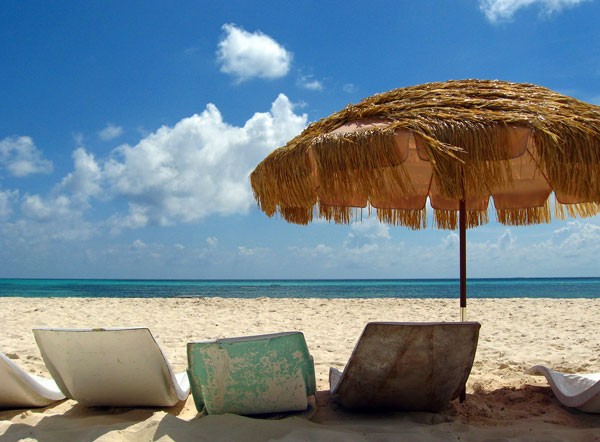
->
[0,278,599,299]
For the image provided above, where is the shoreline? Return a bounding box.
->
[1,297,599,441]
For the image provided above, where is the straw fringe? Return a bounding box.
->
[376,208,427,229]
[554,201,600,220]
[318,205,364,224]
[250,79,600,228]
[434,210,489,230]
[497,203,552,226]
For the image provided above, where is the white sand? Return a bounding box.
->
[1,297,599,441]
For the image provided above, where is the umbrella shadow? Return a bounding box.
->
[310,390,454,425]
[447,384,600,428]
[309,387,600,428]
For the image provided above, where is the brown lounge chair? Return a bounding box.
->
[329,322,481,412]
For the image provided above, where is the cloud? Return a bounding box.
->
[106,204,149,234]
[130,239,147,250]
[297,74,323,91]
[553,220,600,256]
[0,190,18,219]
[59,148,103,203]
[442,232,459,250]
[0,94,307,242]
[237,245,268,256]
[275,218,600,278]
[288,243,334,258]
[0,191,98,245]
[349,218,391,240]
[479,0,590,22]
[103,93,306,229]
[197,236,220,259]
[20,194,73,222]
[343,83,357,94]
[497,229,515,251]
[98,123,124,141]
[0,136,53,177]
[217,23,292,82]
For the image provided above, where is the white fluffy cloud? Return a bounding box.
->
[0,94,306,242]
[0,136,53,177]
[21,194,73,222]
[59,148,103,203]
[479,0,590,22]
[217,23,292,82]
[103,93,306,228]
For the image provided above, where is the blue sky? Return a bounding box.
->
[1,0,600,279]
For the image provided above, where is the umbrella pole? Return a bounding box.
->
[459,199,467,322]
[459,199,467,403]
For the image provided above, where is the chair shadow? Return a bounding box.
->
[2,386,599,442]
[0,399,67,420]
[0,400,186,442]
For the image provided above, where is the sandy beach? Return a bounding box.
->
[1,297,599,441]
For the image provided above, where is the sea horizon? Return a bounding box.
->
[2,276,599,281]
[1,277,599,299]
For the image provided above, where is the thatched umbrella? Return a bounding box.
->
[250,79,600,320]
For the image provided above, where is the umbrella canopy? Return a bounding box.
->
[250,79,600,318]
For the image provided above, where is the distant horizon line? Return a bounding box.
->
[1,276,598,282]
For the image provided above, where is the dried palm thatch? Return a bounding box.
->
[250,79,600,229]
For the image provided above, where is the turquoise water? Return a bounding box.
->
[0,278,598,298]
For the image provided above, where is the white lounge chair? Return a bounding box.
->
[33,327,190,407]
[0,351,65,409]
[527,365,600,413]
[329,322,481,412]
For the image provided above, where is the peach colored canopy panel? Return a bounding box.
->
[250,80,600,229]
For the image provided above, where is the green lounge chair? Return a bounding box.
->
[33,327,190,407]
[187,331,316,415]
[329,322,481,412]
[0,350,65,409]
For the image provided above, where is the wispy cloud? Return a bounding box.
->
[130,239,147,250]
[297,74,323,91]
[0,136,53,177]
[8,193,98,243]
[217,23,292,82]
[98,123,124,141]
[0,190,18,219]
[343,83,357,94]
[479,0,590,22]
